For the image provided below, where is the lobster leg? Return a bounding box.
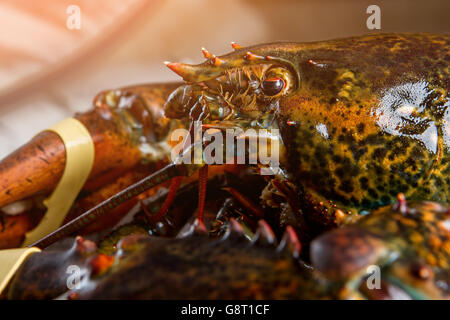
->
[197,165,209,223]
[222,186,265,219]
[147,176,183,224]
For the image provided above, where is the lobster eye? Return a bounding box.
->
[261,77,285,96]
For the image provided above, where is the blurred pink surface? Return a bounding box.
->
[0,0,448,158]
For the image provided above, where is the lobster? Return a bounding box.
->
[0,33,449,299]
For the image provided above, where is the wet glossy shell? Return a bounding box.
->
[277,33,449,215]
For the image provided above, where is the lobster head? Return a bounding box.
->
[163,43,301,128]
[163,35,449,220]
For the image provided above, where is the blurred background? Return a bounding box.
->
[0,0,448,158]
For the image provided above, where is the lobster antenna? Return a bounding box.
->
[28,163,191,249]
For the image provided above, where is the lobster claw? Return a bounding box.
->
[0,110,143,210]
[0,84,183,249]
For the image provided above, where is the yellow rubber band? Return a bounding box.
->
[22,118,95,247]
[0,247,41,294]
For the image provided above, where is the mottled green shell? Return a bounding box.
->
[72,233,320,299]
[311,200,450,299]
[273,33,449,217]
[7,232,323,299]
